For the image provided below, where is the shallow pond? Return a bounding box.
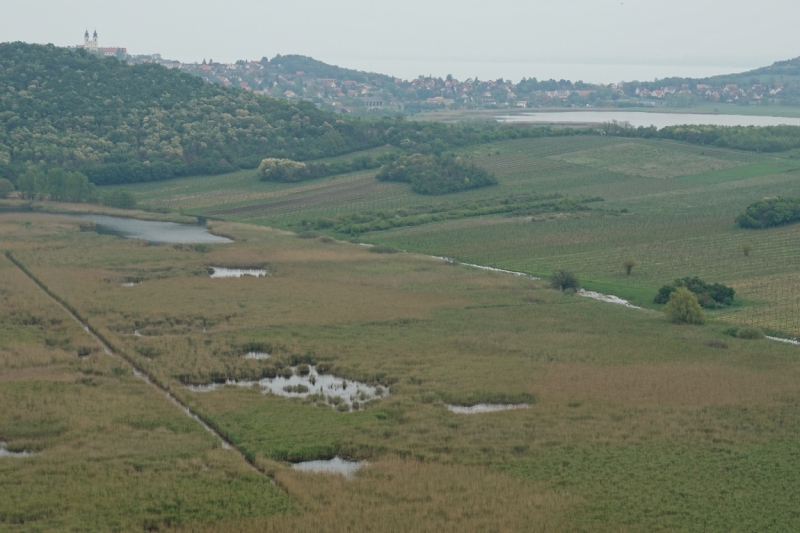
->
[209,267,268,278]
[446,404,530,414]
[292,457,364,477]
[188,365,387,411]
[0,442,33,458]
[497,111,800,128]
[75,214,232,244]
[243,351,271,360]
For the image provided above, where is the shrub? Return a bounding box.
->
[736,326,765,339]
[741,242,753,256]
[664,288,706,324]
[550,269,580,291]
[722,327,740,337]
[621,257,637,275]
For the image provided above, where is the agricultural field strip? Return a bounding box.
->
[209,179,403,218]
[3,252,274,481]
[147,170,383,211]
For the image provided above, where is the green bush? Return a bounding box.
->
[664,288,706,324]
[550,269,580,291]
[736,326,765,339]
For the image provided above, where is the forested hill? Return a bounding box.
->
[268,54,394,84]
[0,43,541,186]
[0,43,386,184]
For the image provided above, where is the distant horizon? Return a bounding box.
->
[5,36,782,85]
[3,0,797,83]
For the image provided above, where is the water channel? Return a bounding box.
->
[496,111,800,128]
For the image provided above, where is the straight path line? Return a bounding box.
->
[3,251,282,488]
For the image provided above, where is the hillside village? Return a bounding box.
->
[79,32,800,115]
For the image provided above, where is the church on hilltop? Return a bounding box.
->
[76,30,127,57]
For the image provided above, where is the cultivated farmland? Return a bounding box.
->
[114,136,800,336]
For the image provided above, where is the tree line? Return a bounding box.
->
[600,121,800,153]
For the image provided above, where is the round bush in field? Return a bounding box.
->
[664,287,706,324]
[551,269,579,291]
[736,326,765,339]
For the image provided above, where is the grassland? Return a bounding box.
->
[2,211,800,531]
[107,135,800,336]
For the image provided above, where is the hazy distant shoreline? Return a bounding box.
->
[339,59,759,84]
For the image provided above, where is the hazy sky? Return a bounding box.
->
[3,0,798,82]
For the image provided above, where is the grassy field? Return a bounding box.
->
[2,212,800,531]
[107,135,800,336]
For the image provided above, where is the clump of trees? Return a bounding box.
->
[257,153,394,183]
[13,167,136,208]
[257,159,309,182]
[664,288,706,324]
[376,153,497,195]
[17,168,95,202]
[654,277,735,308]
[735,197,800,229]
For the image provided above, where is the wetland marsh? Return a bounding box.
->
[2,210,800,532]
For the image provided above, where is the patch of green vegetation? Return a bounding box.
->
[505,441,800,532]
[736,196,800,229]
[305,193,602,236]
[376,153,497,195]
[676,162,798,185]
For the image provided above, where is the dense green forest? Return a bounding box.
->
[735,196,800,229]
[376,153,497,195]
[0,43,557,188]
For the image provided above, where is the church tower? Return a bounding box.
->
[92,30,98,49]
[84,30,90,48]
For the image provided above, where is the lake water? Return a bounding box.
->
[497,111,800,129]
[76,215,232,244]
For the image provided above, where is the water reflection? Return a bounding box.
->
[76,215,232,244]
